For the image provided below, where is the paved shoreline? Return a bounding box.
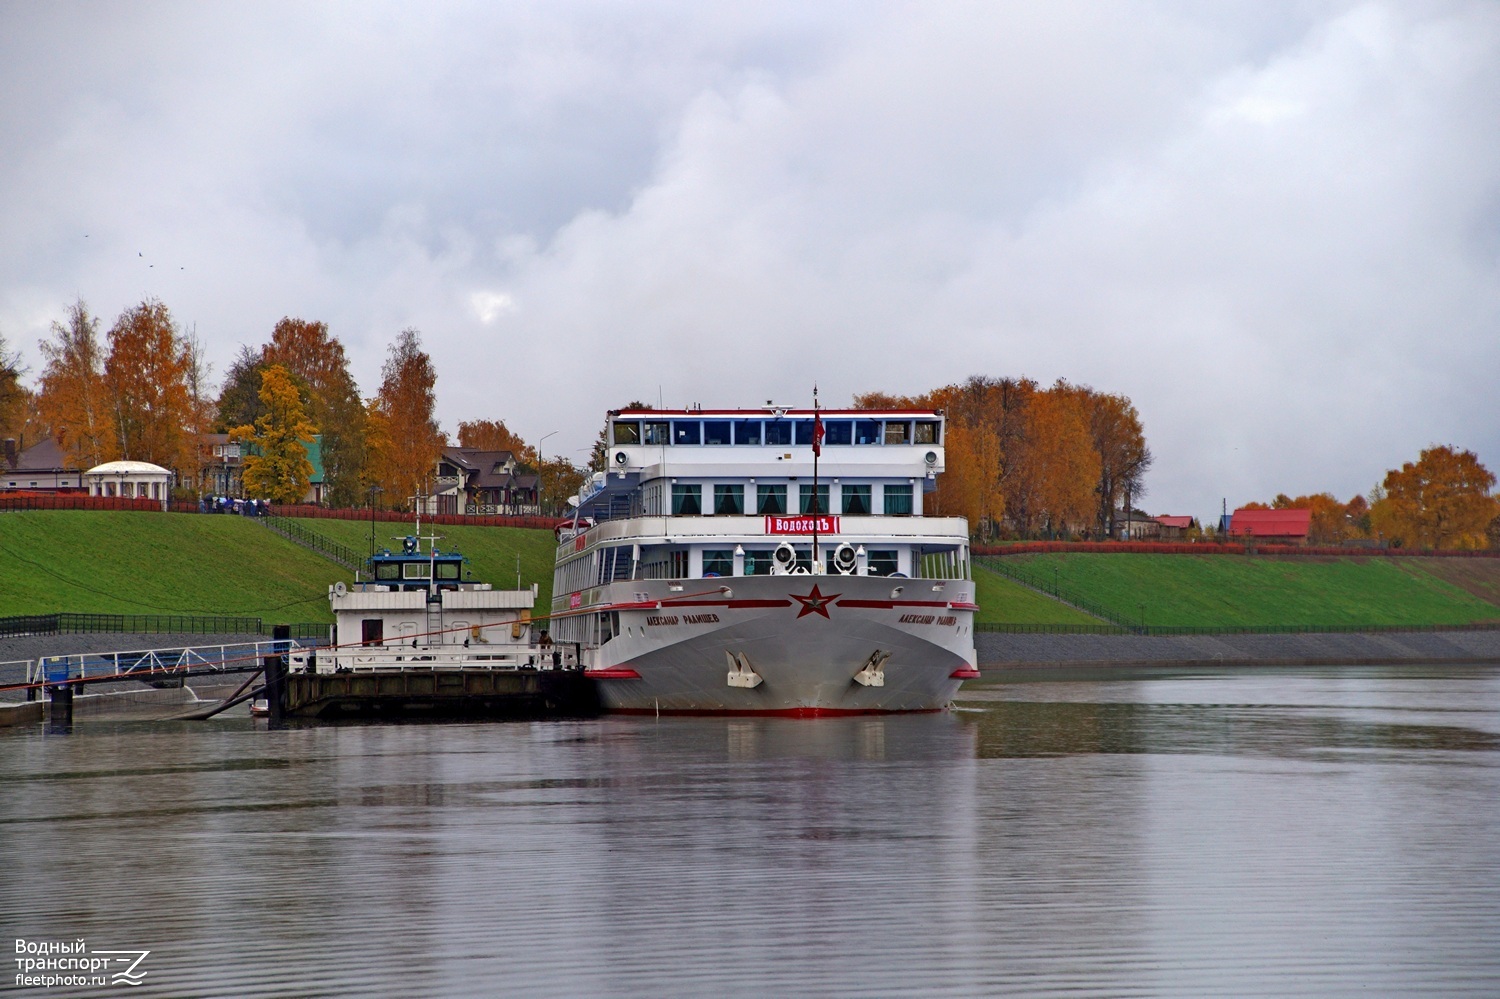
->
[976,629,1500,668]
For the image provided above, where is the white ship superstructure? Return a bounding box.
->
[552,405,979,714]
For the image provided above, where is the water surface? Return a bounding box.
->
[3,665,1498,996]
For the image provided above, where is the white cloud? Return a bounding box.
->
[2,1,1496,519]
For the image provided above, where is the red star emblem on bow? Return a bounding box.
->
[791,584,841,619]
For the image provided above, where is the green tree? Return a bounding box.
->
[231,364,317,503]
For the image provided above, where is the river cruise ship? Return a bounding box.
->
[552,404,979,714]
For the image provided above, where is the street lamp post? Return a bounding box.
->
[368,485,383,557]
[537,430,559,517]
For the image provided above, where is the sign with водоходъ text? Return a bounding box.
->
[764,515,839,535]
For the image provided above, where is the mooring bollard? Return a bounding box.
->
[46,682,73,733]
[263,624,291,727]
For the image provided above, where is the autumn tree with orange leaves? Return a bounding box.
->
[858,376,1148,541]
[263,318,367,506]
[367,328,445,509]
[1369,446,1496,549]
[102,299,197,475]
[37,300,115,468]
[0,330,31,446]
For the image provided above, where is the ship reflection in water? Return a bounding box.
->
[2,664,1499,997]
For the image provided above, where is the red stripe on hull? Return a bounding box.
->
[584,668,642,680]
[608,706,946,718]
[837,599,952,609]
[949,668,982,679]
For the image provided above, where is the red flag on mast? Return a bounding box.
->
[812,412,824,457]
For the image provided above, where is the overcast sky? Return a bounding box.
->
[2,1,1496,519]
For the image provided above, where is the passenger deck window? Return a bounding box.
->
[883,484,913,516]
[672,483,702,515]
[713,484,744,515]
[799,484,829,514]
[868,550,899,576]
[703,549,733,577]
[757,484,786,514]
[841,484,871,515]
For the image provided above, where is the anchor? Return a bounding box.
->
[853,649,890,687]
[726,651,763,688]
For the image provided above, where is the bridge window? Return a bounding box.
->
[884,422,910,444]
[703,420,731,445]
[822,420,853,445]
[436,562,460,580]
[765,421,793,446]
[403,563,429,580]
[713,484,744,515]
[757,484,786,514]
[868,550,899,576]
[841,484,871,515]
[673,421,701,445]
[613,421,641,445]
[854,420,881,444]
[703,549,733,577]
[375,562,400,581]
[671,483,702,515]
[884,484,913,516]
[794,420,815,445]
[644,421,670,445]
[915,421,940,444]
[733,420,762,445]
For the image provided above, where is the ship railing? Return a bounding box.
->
[301,644,584,674]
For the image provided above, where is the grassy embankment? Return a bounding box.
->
[8,510,1499,630]
[0,511,562,623]
[0,511,344,622]
[976,552,1500,628]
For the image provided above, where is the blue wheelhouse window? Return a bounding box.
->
[794,420,815,445]
[733,420,762,445]
[854,420,881,444]
[765,421,793,446]
[703,420,731,445]
[644,421,670,445]
[822,421,852,445]
[673,421,701,445]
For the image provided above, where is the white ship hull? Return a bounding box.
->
[576,575,977,715]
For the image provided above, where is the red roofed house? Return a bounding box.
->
[1229,508,1311,545]
[1153,515,1199,540]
